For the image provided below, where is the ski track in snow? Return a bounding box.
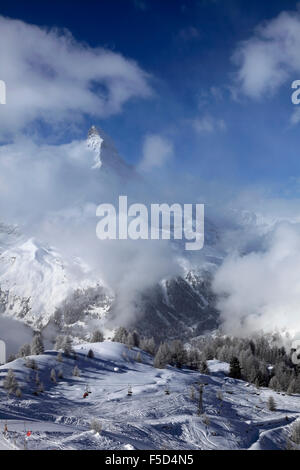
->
[0,341,299,450]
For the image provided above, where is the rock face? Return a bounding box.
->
[87,126,104,168]
[87,125,134,178]
[125,271,219,342]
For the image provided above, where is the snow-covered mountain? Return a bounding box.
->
[119,272,219,343]
[0,238,68,326]
[0,127,221,347]
[0,233,219,344]
[87,125,134,178]
[0,341,299,450]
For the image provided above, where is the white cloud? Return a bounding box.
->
[193,115,226,133]
[210,86,223,101]
[213,221,300,337]
[138,134,173,172]
[0,16,152,135]
[290,106,300,125]
[0,137,182,327]
[232,8,300,99]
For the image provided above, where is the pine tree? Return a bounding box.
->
[113,327,128,344]
[187,349,201,370]
[126,331,140,348]
[154,342,171,369]
[140,337,156,355]
[62,336,73,356]
[199,360,209,375]
[169,340,186,368]
[3,369,19,394]
[18,343,31,358]
[267,396,276,411]
[31,335,44,355]
[87,349,94,359]
[131,331,140,348]
[269,375,280,391]
[229,357,242,379]
[7,354,16,363]
[126,332,135,349]
[55,335,65,351]
[90,330,104,343]
[287,378,297,395]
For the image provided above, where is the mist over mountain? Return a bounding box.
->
[0,127,223,347]
[0,125,300,353]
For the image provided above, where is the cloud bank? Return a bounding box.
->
[138,134,173,172]
[0,16,151,136]
[193,115,226,134]
[233,7,300,99]
[0,135,183,327]
[213,221,300,337]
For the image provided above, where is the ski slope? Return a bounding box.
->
[0,341,299,450]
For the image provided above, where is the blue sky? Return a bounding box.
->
[1,0,300,193]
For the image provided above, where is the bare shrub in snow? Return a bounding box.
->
[90,419,102,434]
[50,368,57,383]
[73,365,80,377]
[290,420,300,445]
[25,358,38,370]
[56,352,63,363]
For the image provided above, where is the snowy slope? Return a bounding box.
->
[0,341,299,450]
[0,237,112,330]
[0,238,69,326]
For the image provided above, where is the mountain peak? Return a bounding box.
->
[86,125,133,178]
[87,126,103,169]
[87,125,98,136]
